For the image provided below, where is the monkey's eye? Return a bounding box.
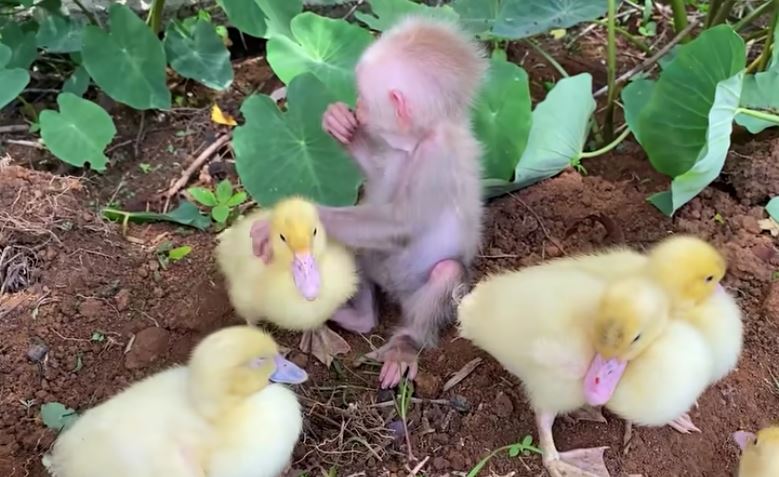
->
[279,234,287,242]
[632,334,641,344]
[313,228,317,236]
[704,275,714,282]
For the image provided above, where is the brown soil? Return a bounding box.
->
[2,28,779,477]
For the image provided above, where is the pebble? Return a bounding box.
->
[493,391,514,418]
[124,327,171,370]
[432,456,450,470]
[114,288,131,312]
[26,343,48,363]
[414,370,442,398]
[741,215,761,234]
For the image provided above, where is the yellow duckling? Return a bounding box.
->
[459,264,669,477]
[734,426,779,477]
[47,326,308,477]
[216,197,359,366]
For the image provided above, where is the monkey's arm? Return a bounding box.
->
[317,204,410,251]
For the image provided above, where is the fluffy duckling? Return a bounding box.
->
[459,265,669,477]
[47,326,308,477]
[216,197,359,366]
[734,426,779,477]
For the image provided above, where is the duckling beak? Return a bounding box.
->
[583,353,627,406]
[732,431,756,451]
[291,251,320,301]
[269,354,309,384]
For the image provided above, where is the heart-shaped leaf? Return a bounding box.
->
[648,73,743,216]
[454,0,607,40]
[734,71,779,134]
[623,25,745,178]
[0,43,30,110]
[164,20,233,91]
[472,54,531,181]
[354,0,459,32]
[62,64,89,96]
[35,10,84,53]
[82,4,171,110]
[39,92,117,171]
[484,73,595,197]
[766,197,779,222]
[0,22,38,70]
[267,12,373,104]
[41,402,78,431]
[233,73,362,207]
[217,0,302,39]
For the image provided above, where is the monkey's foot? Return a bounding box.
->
[544,447,611,477]
[667,413,701,434]
[330,305,376,334]
[363,335,419,389]
[299,326,350,368]
[566,405,607,423]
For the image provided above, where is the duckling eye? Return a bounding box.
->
[313,228,317,236]
[279,234,287,242]
[248,357,267,369]
[632,334,641,344]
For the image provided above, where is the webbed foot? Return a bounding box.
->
[300,326,350,367]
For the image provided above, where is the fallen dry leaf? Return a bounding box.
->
[758,218,779,237]
[210,104,237,127]
[443,357,482,392]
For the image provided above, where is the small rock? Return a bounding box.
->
[446,449,466,469]
[78,298,104,319]
[764,283,779,323]
[114,289,131,312]
[377,388,394,403]
[138,267,149,279]
[450,394,471,413]
[433,457,450,471]
[26,343,48,363]
[545,243,563,258]
[289,351,308,369]
[43,246,58,261]
[493,391,514,418]
[742,216,761,235]
[124,327,171,370]
[414,370,442,398]
[752,244,777,264]
[153,287,165,298]
[432,433,450,445]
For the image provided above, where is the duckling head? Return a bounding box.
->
[583,277,671,406]
[734,426,779,476]
[646,235,727,308]
[188,326,308,420]
[269,197,327,301]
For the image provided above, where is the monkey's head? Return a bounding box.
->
[354,16,488,140]
[269,197,327,301]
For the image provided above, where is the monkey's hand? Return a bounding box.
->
[322,102,357,146]
[364,335,420,389]
[250,218,273,263]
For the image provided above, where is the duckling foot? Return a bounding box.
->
[546,447,611,477]
[300,326,351,367]
[667,413,701,434]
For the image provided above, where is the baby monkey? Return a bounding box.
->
[253,16,487,388]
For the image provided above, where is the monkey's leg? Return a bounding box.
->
[329,279,377,334]
[366,259,464,389]
[537,410,611,477]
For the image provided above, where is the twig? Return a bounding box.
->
[593,18,699,98]
[0,125,28,134]
[105,139,134,154]
[443,357,483,392]
[163,134,230,212]
[342,0,366,20]
[369,397,451,409]
[70,0,102,28]
[523,38,569,78]
[407,456,430,476]
[3,139,45,149]
[134,111,146,159]
[508,193,566,255]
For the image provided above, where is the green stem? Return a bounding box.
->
[579,126,632,159]
[603,0,618,141]
[146,0,166,35]
[524,39,569,78]
[711,0,737,26]
[734,0,775,32]
[594,19,652,54]
[736,107,779,124]
[668,0,689,40]
[755,2,779,72]
[705,0,723,28]
[71,0,101,28]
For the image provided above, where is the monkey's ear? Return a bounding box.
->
[389,89,410,123]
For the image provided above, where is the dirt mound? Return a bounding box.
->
[723,135,779,206]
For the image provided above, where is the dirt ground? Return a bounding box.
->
[2,27,779,477]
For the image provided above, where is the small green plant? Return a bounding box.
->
[139,163,152,173]
[466,435,542,477]
[395,377,416,461]
[188,179,248,226]
[90,331,105,342]
[155,240,193,269]
[40,402,79,432]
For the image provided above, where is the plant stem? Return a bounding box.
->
[71,0,101,28]
[734,0,775,32]
[706,0,723,28]
[755,2,779,72]
[579,126,632,159]
[736,107,779,124]
[594,19,652,54]
[711,0,738,26]
[603,0,618,141]
[146,0,166,35]
[523,39,569,78]
[668,0,689,39]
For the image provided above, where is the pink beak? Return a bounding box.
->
[291,252,320,301]
[583,353,628,406]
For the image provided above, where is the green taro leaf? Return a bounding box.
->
[39,93,116,171]
[734,71,779,134]
[215,179,233,203]
[0,43,30,110]
[62,64,89,96]
[484,73,595,197]
[103,200,211,231]
[454,0,607,40]
[233,73,362,207]
[267,12,373,104]
[35,11,84,53]
[0,22,38,70]
[82,4,171,110]
[767,197,779,222]
[164,20,233,91]
[648,72,744,216]
[621,77,653,144]
[355,0,459,32]
[41,402,78,431]
[625,25,745,178]
[217,0,302,39]
[472,55,531,181]
[188,187,218,207]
